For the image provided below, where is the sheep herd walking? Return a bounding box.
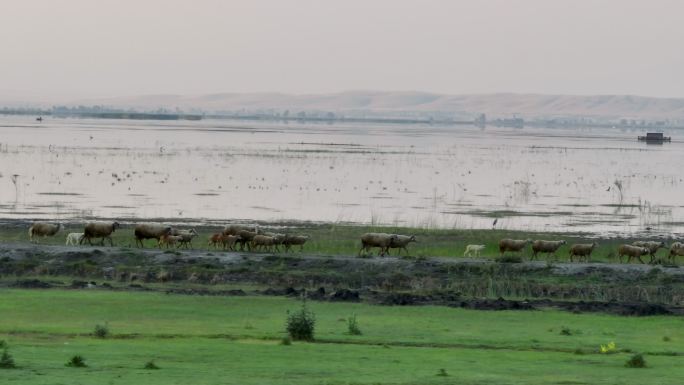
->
[23,221,684,264]
[27,221,310,253]
[494,238,682,264]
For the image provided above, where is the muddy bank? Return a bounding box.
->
[1,242,684,310]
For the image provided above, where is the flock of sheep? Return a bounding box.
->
[491,238,683,264]
[24,221,684,263]
[28,222,309,252]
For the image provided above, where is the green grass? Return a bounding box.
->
[1,289,683,384]
[2,222,669,264]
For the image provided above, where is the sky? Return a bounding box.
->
[1,0,683,101]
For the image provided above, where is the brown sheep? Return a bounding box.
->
[222,224,259,236]
[632,241,666,263]
[531,240,566,260]
[134,223,173,248]
[569,242,598,262]
[158,234,183,249]
[668,242,684,263]
[283,235,309,252]
[82,221,120,246]
[618,244,650,264]
[221,234,242,251]
[235,229,259,251]
[208,233,223,249]
[359,233,397,257]
[499,239,531,256]
[28,222,63,242]
[388,235,417,255]
[251,235,279,252]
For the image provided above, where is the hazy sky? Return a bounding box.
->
[1,0,683,101]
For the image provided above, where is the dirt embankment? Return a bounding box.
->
[1,242,684,316]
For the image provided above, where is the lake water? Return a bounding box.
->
[0,115,682,237]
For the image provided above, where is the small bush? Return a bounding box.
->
[625,354,647,368]
[436,368,448,377]
[347,314,362,336]
[560,327,572,336]
[0,340,6,349]
[66,355,87,368]
[286,300,316,341]
[94,323,109,338]
[280,336,292,346]
[599,341,617,354]
[0,349,16,369]
[573,348,585,355]
[663,336,671,342]
[495,255,522,263]
[144,360,160,370]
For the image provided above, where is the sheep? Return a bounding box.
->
[221,234,242,251]
[632,241,666,263]
[668,242,684,263]
[223,224,259,236]
[618,244,650,264]
[65,232,82,247]
[283,235,309,252]
[569,242,598,262]
[208,233,223,249]
[463,244,485,257]
[134,223,173,248]
[65,232,84,246]
[251,235,280,252]
[158,234,184,249]
[28,222,63,242]
[172,228,198,249]
[81,221,120,246]
[359,233,397,257]
[235,229,259,251]
[387,234,417,255]
[531,240,567,260]
[261,232,286,251]
[498,239,531,256]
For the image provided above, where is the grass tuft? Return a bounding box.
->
[625,353,647,368]
[0,349,16,369]
[66,355,88,368]
[144,360,160,370]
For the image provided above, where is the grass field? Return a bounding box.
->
[3,222,673,264]
[0,289,683,384]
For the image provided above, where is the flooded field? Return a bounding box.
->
[0,115,682,236]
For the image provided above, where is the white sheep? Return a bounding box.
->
[65,232,84,246]
[463,244,485,257]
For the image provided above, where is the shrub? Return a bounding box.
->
[347,314,362,336]
[625,354,647,368]
[573,348,585,355]
[663,336,671,342]
[436,368,448,377]
[0,349,16,369]
[599,341,617,354]
[144,360,160,370]
[286,300,316,341]
[560,327,572,336]
[66,355,87,368]
[94,323,109,338]
[0,340,6,349]
[280,336,292,346]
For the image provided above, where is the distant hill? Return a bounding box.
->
[43,91,684,120]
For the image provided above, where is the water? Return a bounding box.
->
[0,115,682,237]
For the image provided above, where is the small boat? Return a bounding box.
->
[637,132,670,142]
